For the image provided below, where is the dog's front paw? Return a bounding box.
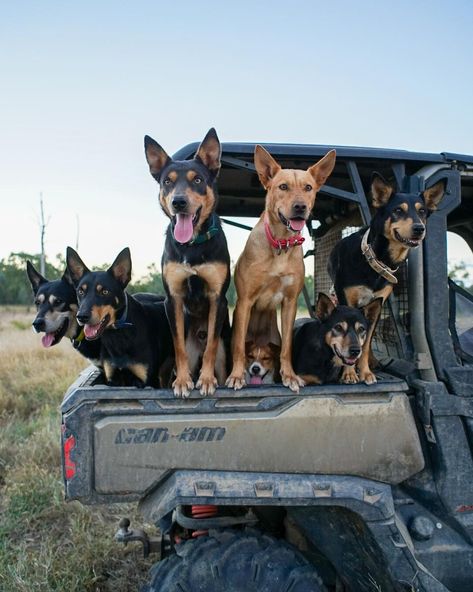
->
[196,373,218,397]
[281,371,305,393]
[172,374,194,398]
[226,371,246,390]
[341,365,359,384]
[360,368,377,385]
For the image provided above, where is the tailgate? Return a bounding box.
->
[61,367,424,503]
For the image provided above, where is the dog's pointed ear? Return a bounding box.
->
[423,179,445,212]
[108,247,132,288]
[66,247,89,286]
[194,128,221,175]
[26,260,47,294]
[144,135,172,178]
[361,297,383,326]
[254,145,281,189]
[371,173,394,208]
[316,292,335,321]
[308,149,336,189]
[61,267,74,286]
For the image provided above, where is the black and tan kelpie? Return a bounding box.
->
[292,293,382,385]
[328,173,445,384]
[26,260,102,365]
[144,128,231,398]
[66,246,172,388]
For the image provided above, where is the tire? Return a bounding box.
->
[143,528,326,592]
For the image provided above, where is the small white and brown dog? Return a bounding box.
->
[244,341,281,386]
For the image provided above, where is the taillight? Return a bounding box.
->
[62,425,76,480]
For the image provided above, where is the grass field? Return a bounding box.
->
[0,306,156,591]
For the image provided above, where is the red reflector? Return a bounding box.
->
[63,431,76,480]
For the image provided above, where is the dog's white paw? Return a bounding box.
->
[341,366,359,384]
[172,374,194,398]
[225,373,246,390]
[281,372,305,393]
[196,374,218,397]
[361,369,377,385]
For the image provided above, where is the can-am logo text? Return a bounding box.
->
[114,426,226,445]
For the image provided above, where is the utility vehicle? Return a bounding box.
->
[61,142,473,591]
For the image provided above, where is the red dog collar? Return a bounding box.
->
[264,214,305,254]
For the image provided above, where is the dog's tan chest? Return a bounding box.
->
[163,261,227,297]
[254,271,299,310]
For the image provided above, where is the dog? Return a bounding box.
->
[26,261,102,365]
[245,340,280,386]
[292,293,382,384]
[185,322,227,386]
[328,173,445,384]
[226,145,336,393]
[66,246,173,388]
[144,128,231,397]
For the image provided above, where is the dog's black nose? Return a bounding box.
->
[349,346,361,357]
[77,312,90,325]
[252,365,261,374]
[32,318,45,332]
[171,196,187,211]
[412,224,425,237]
[292,202,307,215]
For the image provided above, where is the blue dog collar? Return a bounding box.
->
[113,293,134,329]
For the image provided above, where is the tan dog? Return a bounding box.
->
[227,145,336,392]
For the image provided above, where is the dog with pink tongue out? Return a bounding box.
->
[227,145,336,393]
[145,128,231,398]
[245,340,281,386]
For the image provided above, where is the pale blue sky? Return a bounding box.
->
[1,0,472,277]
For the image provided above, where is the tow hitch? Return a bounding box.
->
[115,518,162,558]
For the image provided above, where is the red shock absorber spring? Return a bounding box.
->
[190,505,218,537]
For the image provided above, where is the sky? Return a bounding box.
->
[1,0,473,279]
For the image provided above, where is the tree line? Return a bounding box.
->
[1,251,469,307]
[0,252,246,306]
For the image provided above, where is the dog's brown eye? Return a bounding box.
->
[394,207,404,215]
[279,183,288,191]
[193,176,203,184]
[163,177,172,186]
[102,289,109,296]
[55,298,62,305]
[333,323,343,333]
[418,207,426,215]
[305,184,313,192]
[357,327,366,335]
[78,288,84,296]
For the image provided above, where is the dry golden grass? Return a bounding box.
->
[0,307,155,592]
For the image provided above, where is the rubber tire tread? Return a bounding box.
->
[142,528,326,592]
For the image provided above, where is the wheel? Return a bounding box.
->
[143,528,326,592]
